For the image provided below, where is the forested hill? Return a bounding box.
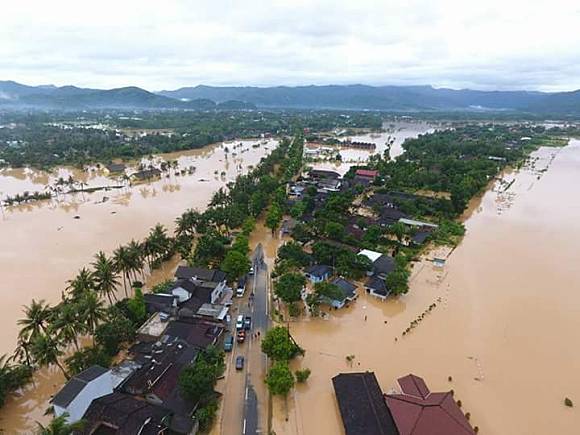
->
[2,80,580,114]
[0,81,255,111]
[159,84,580,114]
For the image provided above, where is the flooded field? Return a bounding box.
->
[0,139,277,433]
[307,120,435,175]
[273,140,580,435]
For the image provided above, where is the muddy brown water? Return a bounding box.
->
[0,139,277,432]
[272,140,580,435]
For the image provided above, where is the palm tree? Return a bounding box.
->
[30,333,69,379]
[79,292,106,338]
[17,300,52,344]
[36,413,84,434]
[126,240,145,280]
[113,245,133,298]
[66,268,94,299]
[92,251,120,305]
[52,303,84,352]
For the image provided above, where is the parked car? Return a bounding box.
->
[236,315,244,330]
[236,275,247,297]
[237,330,246,343]
[244,316,252,331]
[235,356,245,370]
[249,266,255,275]
[223,335,234,352]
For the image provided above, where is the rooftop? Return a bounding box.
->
[164,318,224,349]
[175,265,226,283]
[358,249,383,263]
[305,264,333,278]
[137,312,169,340]
[385,374,474,435]
[331,277,357,300]
[332,372,399,435]
[51,365,108,408]
[356,169,379,178]
[79,392,173,435]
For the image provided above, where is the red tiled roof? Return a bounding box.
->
[398,374,431,399]
[385,375,474,435]
[356,169,379,178]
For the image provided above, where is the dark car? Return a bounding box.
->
[235,356,245,370]
[223,335,234,352]
[244,316,252,330]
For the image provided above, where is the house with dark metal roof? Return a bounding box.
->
[175,266,226,283]
[332,372,399,435]
[358,250,396,300]
[164,318,224,350]
[79,391,196,435]
[323,277,358,309]
[411,230,431,246]
[304,264,332,283]
[51,364,136,424]
[122,336,198,416]
[143,293,178,315]
[174,266,227,304]
[105,163,126,174]
[131,168,162,181]
[385,374,475,435]
[309,169,341,180]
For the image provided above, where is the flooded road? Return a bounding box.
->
[273,140,580,435]
[0,139,277,432]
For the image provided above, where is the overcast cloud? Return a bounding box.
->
[1,0,579,91]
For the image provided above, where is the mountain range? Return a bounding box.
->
[1,80,579,114]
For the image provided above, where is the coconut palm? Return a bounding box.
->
[66,268,94,299]
[30,333,69,379]
[113,245,133,298]
[17,300,52,344]
[91,251,120,305]
[126,240,145,280]
[51,303,84,352]
[79,292,106,338]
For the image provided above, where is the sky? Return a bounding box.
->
[1,0,580,92]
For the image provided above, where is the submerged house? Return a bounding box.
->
[324,277,358,309]
[174,266,227,304]
[304,264,333,283]
[358,249,396,300]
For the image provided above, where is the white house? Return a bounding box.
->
[51,362,138,423]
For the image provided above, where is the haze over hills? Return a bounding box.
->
[1,80,580,114]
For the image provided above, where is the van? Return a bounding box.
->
[223,335,234,352]
[236,315,244,330]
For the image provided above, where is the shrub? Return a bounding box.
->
[295,368,311,383]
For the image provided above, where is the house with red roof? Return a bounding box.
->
[385,374,475,435]
[355,169,379,179]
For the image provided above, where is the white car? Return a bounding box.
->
[236,315,244,330]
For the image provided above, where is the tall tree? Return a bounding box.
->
[91,251,120,305]
[17,299,52,344]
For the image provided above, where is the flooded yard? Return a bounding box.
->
[0,139,277,432]
[273,140,580,435]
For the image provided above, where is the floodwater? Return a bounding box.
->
[0,139,277,432]
[308,120,435,175]
[273,140,580,435]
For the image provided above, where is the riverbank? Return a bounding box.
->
[272,140,580,435]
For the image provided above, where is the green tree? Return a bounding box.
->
[386,268,410,295]
[295,368,311,383]
[65,346,112,376]
[221,250,251,281]
[94,312,136,355]
[265,204,283,235]
[36,413,85,435]
[274,273,306,304]
[17,299,52,344]
[265,361,295,397]
[91,251,120,305]
[261,326,302,361]
[79,292,106,337]
[31,333,69,379]
[127,288,147,326]
[324,221,345,240]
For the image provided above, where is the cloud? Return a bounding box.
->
[0,0,579,91]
